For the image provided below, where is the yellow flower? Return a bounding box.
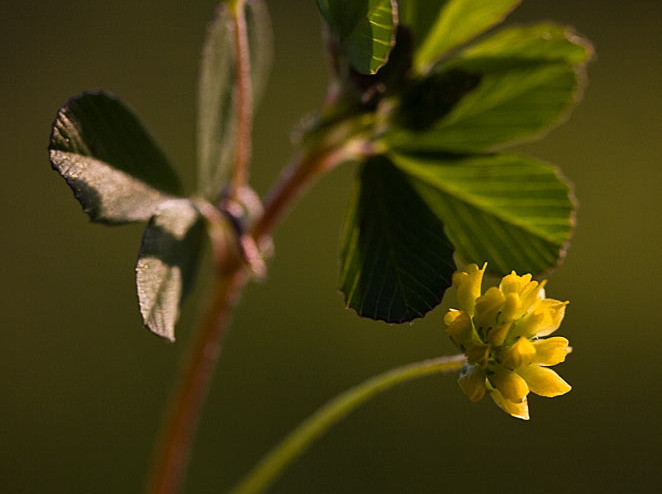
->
[444,264,572,420]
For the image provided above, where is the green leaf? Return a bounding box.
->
[398,0,447,49]
[453,24,594,70]
[197,0,273,202]
[414,0,521,71]
[246,0,274,102]
[317,0,398,75]
[391,152,575,276]
[339,156,456,323]
[387,62,585,153]
[49,91,181,224]
[136,199,205,341]
[394,67,482,131]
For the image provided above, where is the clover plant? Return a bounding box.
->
[49,1,591,492]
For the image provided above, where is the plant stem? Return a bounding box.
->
[228,354,466,494]
[146,134,353,494]
[252,142,356,244]
[229,0,252,202]
[147,7,369,485]
[146,269,247,494]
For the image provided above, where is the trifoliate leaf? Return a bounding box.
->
[136,199,205,341]
[197,0,273,202]
[391,152,575,275]
[339,156,455,323]
[317,0,398,75]
[49,91,181,224]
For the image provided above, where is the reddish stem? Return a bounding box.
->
[145,134,351,494]
[252,143,354,243]
[229,0,253,202]
[146,269,247,494]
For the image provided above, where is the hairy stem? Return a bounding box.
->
[228,354,467,494]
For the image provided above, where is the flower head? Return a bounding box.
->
[445,264,571,420]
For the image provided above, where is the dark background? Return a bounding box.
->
[3,0,661,492]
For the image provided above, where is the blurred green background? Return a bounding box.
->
[3,0,662,492]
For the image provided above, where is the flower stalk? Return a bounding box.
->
[228,354,466,494]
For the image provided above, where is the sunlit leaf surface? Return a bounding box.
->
[389,25,591,152]
[136,199,205,341]
[414,0,521,71]
[317,0,398,74]
[49,91,181,224]
[391,152,575,275]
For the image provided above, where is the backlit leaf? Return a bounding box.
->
[388,36,589,153]
[317,0,398,75]
[197,0,273,202]
[398,0,447,50]
[453,23,594,70]
[49,91,181,224]
[391,152,575,275]
[414,0,521,71]
[391,66,581,153]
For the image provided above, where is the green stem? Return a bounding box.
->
[228,354,466,494]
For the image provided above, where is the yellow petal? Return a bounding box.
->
[499,271,533,295]
[501,336,536,370]
[465,342,491,367]
[443,309,474,348]
[490,389,530,420]
[490,365,529,403]
[499,271,546,316]
[500,292,522,322]
[443,309,461,326]
[486,321,511,347]
[458,365,487,403]
[519,279,547,315]
[517,365,571,397]
[474,287,506,331]
[453,263,486,316]
[532,337,571,366]
[514,299,568,338]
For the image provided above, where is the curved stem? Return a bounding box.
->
[228,354,466,494]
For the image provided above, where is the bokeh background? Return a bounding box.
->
[4,0,662,492]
